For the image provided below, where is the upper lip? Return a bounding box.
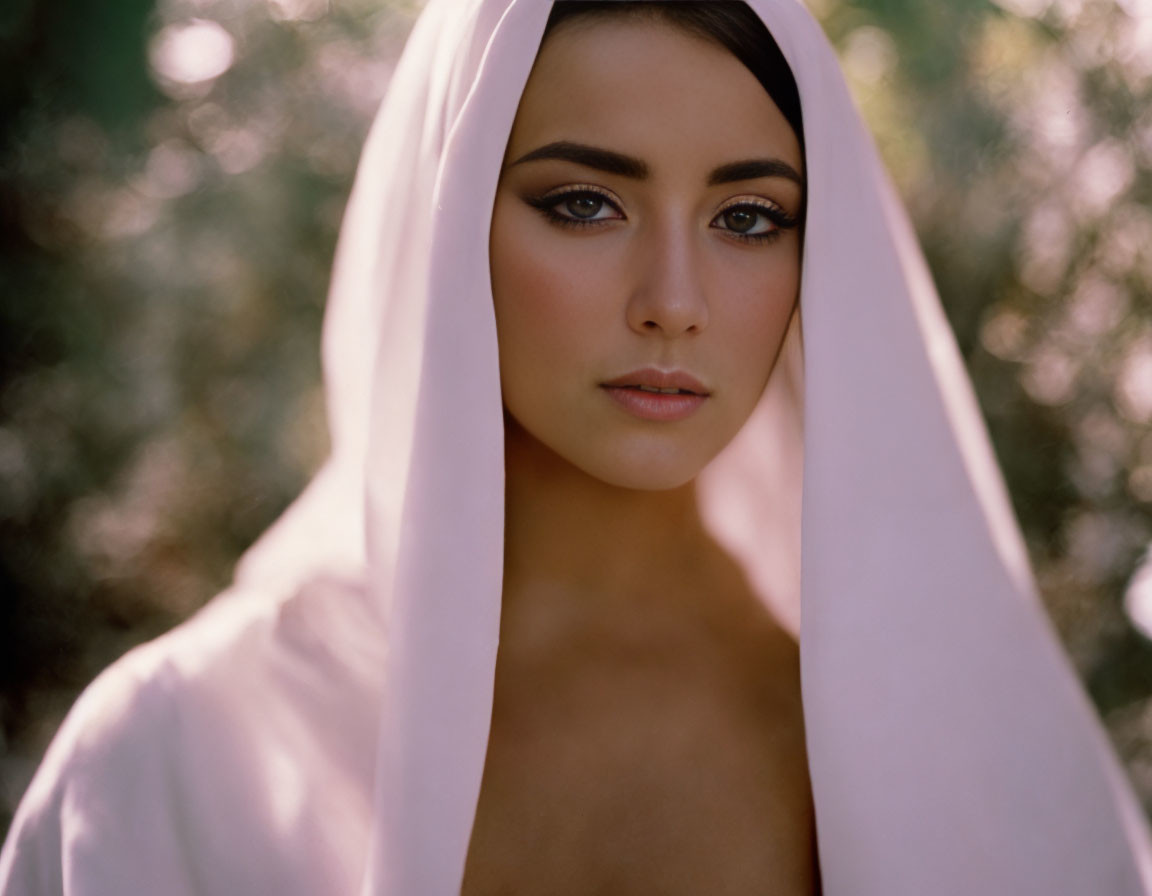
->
[601,367,710,396]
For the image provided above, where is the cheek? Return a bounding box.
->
[711,247,801,394]
[490,202,612,379]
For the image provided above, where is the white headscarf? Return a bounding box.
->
[4,0,1150,894]
[238,0,1152,892]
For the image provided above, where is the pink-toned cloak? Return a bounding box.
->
[3,0,1150,893]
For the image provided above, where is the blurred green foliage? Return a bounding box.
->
[1,0,1150,839]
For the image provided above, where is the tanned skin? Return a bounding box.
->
[463,16,817,895]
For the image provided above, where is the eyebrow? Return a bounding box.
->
[510,141,648,178]
[508,140,804,188]
[707,158,804,188]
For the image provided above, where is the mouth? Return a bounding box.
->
[628,384,697,395]
[600,368,710,422]
[600,368,710,396]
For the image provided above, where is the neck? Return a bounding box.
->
[501,419,715,613]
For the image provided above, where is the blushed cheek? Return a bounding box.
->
[495,252,563,356]
[731,264,801,396]
[490,214,592,403]
[493,212,607,339]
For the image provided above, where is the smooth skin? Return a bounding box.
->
[463,15,818,896]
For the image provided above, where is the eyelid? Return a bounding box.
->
[709,194,803,245]
[539,183,625,214]
[713,194,802,231]
[714,194,785,216]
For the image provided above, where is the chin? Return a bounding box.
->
[550,429,721,492]
[580,459,702,492]
[503,404,740,492]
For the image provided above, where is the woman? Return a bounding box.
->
[2,0,1149,894]
[469,4,812,891]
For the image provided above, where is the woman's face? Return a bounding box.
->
[490,16,804,491]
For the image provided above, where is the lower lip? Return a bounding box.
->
[601,386,707,422]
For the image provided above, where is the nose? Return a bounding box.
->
[625,219,709,338]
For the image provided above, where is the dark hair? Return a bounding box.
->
[542,1,804,149]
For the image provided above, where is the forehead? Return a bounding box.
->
[505,17,803,176]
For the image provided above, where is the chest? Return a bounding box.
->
[461,624,818,895]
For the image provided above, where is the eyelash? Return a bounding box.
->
[522,186,800,245]
[524,185,623,230]
[713,198,800,244]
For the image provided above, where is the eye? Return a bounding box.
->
[559,192,617,220]
[719,206,771,235]
[524,186,625,227]
[711,199,799,242]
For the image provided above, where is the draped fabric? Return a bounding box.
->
[2,1,1150,894]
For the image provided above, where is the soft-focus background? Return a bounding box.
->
[2,0,1151,840]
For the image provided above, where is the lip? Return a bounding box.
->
[600,367,710,422]
[602,368,710,395]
